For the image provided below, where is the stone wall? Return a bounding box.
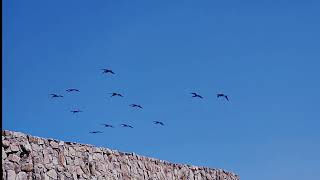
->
[2,130,239,180]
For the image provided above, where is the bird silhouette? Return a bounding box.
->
[120,124,133,128]
[153,121,164,126]
[50,94,63,98]
[130,104,143,109]
[191,92,203,99]
[109,93,123,97]
[89,131,103,134]
[217,93,229,101]
[101,69,115,74]
[101,124,114,128]
[66,89,80,92]
[70,110,83,113]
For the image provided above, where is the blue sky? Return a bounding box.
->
[3,0,320,179]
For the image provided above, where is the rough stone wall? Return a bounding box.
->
[2,130,239,180]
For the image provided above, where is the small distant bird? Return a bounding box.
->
[191,92,203,99]
[217,93,229,101]
[130,104,143,109]
[101,69,115,74]
[50,94,63,98]
[70,110,83,113]
[89,131,103,134]
[66,89,80,92]
[109,93,123,97]
[120,124,133,128]
[101,124,114,128]
[153,121,164,126]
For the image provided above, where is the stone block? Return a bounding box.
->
[6,170,16,180]
[9,144,20,152]
[7,154,20,163]
[16,172,28,180]
[47,169,58,179]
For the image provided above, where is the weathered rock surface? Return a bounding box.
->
[2,130,240,180]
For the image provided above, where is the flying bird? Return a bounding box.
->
[89,131,103,134]
[109,93,123,97]
[153,121,164,126]
[101,69,115,74]
[217,93,229,101]
[130,104,143,109]
[101,124,114,128]
[191,92,203,99]
[50,94,63,98]
[66,89,80,92]
[70,110,83,113]
[120,124,133,128]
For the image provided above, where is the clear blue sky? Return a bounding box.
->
[3,0,320,179]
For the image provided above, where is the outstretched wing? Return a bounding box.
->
[90,131,102,134]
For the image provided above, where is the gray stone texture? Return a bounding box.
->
[2,130,239,180]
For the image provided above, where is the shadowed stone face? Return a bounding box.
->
[2,130,240,180]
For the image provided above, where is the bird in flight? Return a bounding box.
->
[50,94,63,98]
[130,104,143,109]
[153,121,164,126]
[70,110,83,113]
[109,93,123,97]
[101,124,114,128]
[120,124,133,128]
[89,131,103,134]
[217,93,229,101]
[66,89,80,92]
[101,69,115,74]
[191,92,203,99]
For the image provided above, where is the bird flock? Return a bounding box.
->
[50,68,229,134]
